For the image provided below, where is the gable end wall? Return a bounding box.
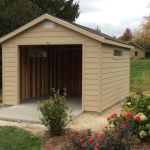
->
[2,20,102,112]
[130,46,145,59]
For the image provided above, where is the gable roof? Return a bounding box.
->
[0,14,133,49]
[129,42,148,52]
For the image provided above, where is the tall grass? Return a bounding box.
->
[131,71,150,95]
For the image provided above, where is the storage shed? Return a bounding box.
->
[0,14,133,112]
[129,42,147,59]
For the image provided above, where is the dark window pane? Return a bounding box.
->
[114,50,122,56]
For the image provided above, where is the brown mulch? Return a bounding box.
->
[133,142,150,150]
[42,135,68,150]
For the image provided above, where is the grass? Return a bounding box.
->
[0,126,41,150]
[130,59,150,93]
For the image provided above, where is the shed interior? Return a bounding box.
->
[20,45,82,100]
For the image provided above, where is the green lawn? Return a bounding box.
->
[130,59,150,91]
[0,126,41,150]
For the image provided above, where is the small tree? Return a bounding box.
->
[118,28,132,41]
[95,25,101,32]
[38,88,73,136]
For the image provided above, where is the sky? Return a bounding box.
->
[75,0,150,37]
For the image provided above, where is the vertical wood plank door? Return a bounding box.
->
[20,45,82,100]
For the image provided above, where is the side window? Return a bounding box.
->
[135,51,138,56]
[114,50,123,56]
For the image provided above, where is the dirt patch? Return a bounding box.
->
[42,135,68,150]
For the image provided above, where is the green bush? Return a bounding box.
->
[38,88,73,136]
[110,91,150,142]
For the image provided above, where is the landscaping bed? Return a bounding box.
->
[0,101,149,150]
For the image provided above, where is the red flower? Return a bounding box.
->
[124,115,129,120]
[94,147,99,150]
[120,114,122,117]
[79,138,83,143]
[135,116,140,121]
[128,112,132,116]
[104,125,108,129]
[98,134,103,141]
[88,137,93,143]
[107,116,110,120]
[114,134,119,138]
[77,134,80,137]
[121,123,126,128]
[111,114,114,118]
[70,134,74,138]
[122,139,125,142]
[113,113,117,117]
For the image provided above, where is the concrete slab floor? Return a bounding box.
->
[0,94,83,123]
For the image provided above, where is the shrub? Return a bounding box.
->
[38,88,73,136]
[63,120,133,150]
[119,92,150,141]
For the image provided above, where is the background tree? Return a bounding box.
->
[133,16,150,44]
[0,0,41,38]
[118,28,133,41]
[31,0,80,22]
[0,0,80,38]
[132,3,150,57]
[95,25,101,32]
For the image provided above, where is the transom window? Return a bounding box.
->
[114,50,123,56]
[43,21,54,28]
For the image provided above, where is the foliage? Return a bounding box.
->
[0,0,80,38]
[133,15,150,45]
[95,26,101,32]
[38,88,73,136]
[118,28,132,41]
[0,126,41,150]
[130,60,150,92]
[63,119,133,150]
[0,0,42,38]
[132,3,150,55]
[118,91,150,141]
[31,0,80,22]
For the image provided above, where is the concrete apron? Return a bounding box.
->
[0,94,83,123]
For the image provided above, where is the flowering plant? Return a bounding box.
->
[122,91,150,141]
[63,121,133,150]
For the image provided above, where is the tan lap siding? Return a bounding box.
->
[3,21,103,110]
[3,45,16,105]
[84,42,101,112]
[101,45,130,111]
